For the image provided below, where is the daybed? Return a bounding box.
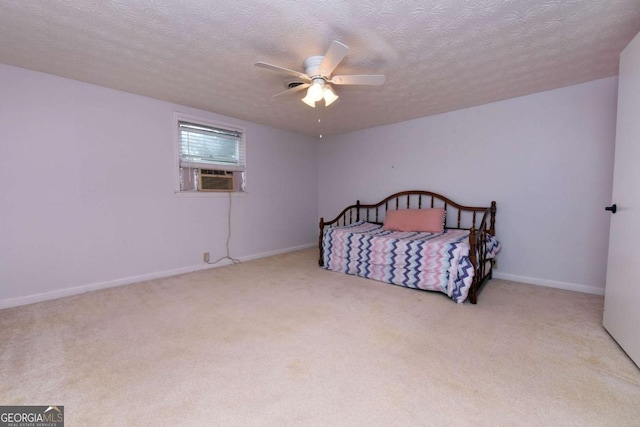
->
[318,190,500,304]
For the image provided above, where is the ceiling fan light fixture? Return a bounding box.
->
[307,79,325,102]
[301,93,316,108]
[323,85,338,106]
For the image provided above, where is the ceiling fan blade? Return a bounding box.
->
[319,40,349,77]
[272,83,310,98]
[330,74,386,86]
[255,62,311,81]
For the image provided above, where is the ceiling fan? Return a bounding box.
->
[255,40,385,108]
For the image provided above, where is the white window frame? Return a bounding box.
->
[174,112,247,194]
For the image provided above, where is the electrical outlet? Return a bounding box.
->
[492,259,498,269]
[203,252,210,263]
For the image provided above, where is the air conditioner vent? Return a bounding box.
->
[199,170,234,192]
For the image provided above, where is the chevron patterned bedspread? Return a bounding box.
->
[322,221,501,303]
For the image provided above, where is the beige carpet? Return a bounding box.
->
[1,248,639,426]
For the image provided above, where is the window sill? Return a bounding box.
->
[174,191,248,198]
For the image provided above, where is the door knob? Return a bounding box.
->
[605,204,617,214]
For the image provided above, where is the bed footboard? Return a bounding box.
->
[319,191,497,304]
[467,201,497,304]
[319,201,363,266]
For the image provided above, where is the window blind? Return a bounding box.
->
[179,121,245,171]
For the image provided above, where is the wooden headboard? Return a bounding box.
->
[319,190,496,235]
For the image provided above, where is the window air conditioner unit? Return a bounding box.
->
[199,169,234,192]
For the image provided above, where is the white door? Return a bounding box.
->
[603,30,640,367]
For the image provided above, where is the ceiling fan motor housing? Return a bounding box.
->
[303,56,325,78]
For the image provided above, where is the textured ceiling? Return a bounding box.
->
[1,1,639,137]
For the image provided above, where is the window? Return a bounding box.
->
[175,113,246,192]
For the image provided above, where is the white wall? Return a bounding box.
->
[0,63,618,305]
[0,63,318,307]
[319,78,618,294]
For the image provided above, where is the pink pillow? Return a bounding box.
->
[382,208,445,233]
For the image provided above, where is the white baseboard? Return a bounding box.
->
[492,272,605,296]
[0,243,316,310]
